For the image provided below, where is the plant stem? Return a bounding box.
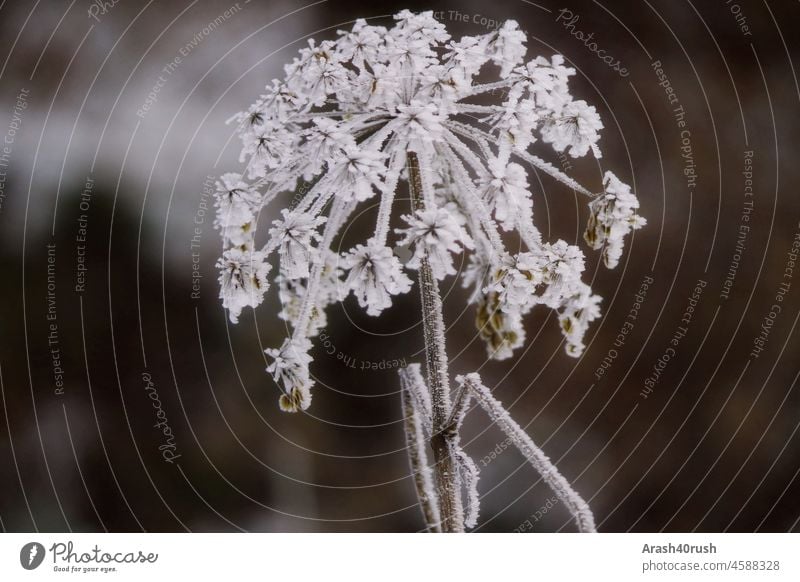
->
[459,373,597,532]
[401,388,442,533]
[406,151,465,533]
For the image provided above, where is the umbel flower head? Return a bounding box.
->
[214,10,645,411]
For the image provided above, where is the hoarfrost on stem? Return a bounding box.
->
[456,373,596,533]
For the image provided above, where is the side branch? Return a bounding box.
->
[446,121,597,198]
[458,373,596,533]
[400,380,442,532]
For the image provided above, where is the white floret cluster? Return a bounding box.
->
[214,10,645,411]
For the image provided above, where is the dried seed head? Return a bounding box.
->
[216,10,644,408]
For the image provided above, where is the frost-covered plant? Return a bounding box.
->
[214,10,645,532]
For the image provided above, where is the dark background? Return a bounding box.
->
[0,0,799,532]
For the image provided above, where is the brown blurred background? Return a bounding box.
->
[0,0,799,532]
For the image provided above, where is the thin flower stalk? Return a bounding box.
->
[457,373,596,533]
[400,383,442,533]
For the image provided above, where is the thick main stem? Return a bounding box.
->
[407,151,465,533]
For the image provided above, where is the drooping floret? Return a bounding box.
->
[217,248,271,324]
[584,171,647,268]
[266,337,314,412]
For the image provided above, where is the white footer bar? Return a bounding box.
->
[0,533,797,581]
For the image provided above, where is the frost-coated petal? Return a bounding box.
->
[268,209,326,279]
[217,248,271,323]
[396,208,474,280]
[484,158,532,231]
[342,239,412,316]
[585,171,646,268]
[266,337,314,412]
[559,285,602,357]
[540,99,603,158]
[487,20,527,77]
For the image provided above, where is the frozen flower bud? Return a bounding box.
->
[585,171,647,268]
[475,288,526,360]
[484,158,532,231]
[344,62,402,111]
[490,96,539,152]
[214,173,259,227]
[342,239,413,316]
[214,173,261,247]
[397,208,474,280]
[268,210,326,279]
[336,19,388,67]
[329,145,386,201]
[486,20,527,77]
[266,337,314,412]
[535,240,587,309]
[242,80,304,125]
[302,118,355,180]
[508,55,574,114]
[392,9,451,44]
[540,99,604,158]
[217,248,271,323]
[485,242,584,313]
[288,43,349,108]
[385,34,437,70]
[559,285,602,357]
[395,101,444,145]
[476,243,591,359]
[239,122,294,179]
[485,265,537,313]
[415,64,463,106]
[443,36,491,79]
